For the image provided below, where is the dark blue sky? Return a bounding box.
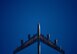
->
[0,0,77,54]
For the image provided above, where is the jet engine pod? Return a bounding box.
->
[47,34,50,40]
[54,39,58,45]
[21,39,24,45]
[28,34,31,40]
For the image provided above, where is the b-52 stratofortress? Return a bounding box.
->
[13,23,65,54]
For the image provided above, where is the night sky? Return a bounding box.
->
[0,0,77,54]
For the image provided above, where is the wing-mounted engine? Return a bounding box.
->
[28,34,31,40]
[47,34,50,40]
[54,39,58,45]
[21,39,24,45]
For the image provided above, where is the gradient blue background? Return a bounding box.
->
[0,0,77,54]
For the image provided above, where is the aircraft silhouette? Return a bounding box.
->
[13,23,65,54]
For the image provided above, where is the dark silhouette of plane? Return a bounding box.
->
[13,23,65,54]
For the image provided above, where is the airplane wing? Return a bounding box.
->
[13,34,38,54]
[40,34,65,54]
